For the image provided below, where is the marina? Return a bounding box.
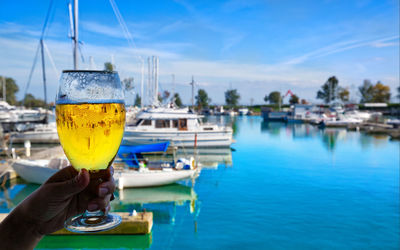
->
[0,0,399,248]
[1,116,399,249]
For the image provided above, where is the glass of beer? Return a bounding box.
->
[55,70,125,233]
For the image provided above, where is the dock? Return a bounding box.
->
[0,212,153,235]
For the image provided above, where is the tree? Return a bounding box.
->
[359,80,374,103]
[338,87,350,102]
[122,77,134,91]
[0,76,19,105]
[173,93,183,107]
[225,89,240,107]
[316,76,339,103]
[195,89,211,108]
[289,94,299,104]
[268,91,281,104]
[134,93,141,107]
[22,93,46,108]
[359,80,391,103]
[263,95,269,103]
[104,62,114,71]
[371,81,390,103]
[397,86,400,102]
[300,99,308,104]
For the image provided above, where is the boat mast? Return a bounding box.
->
[190,76,194,110]
[73,0,79,70]
[40,40,48,109]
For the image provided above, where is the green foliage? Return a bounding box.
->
[134,93,141,107]
[173,93,183,107]
[397,86,400,102]
[359,80,391,103]
[122,77,134,91]
[195,89,211,108]
[359,80,374,103]
[371,81,390,103]
[289,94,299,104]
[268,91,281,104]
[317,76,339,103]
[22,93,46,108]
[338,87,350,102]
[263,95,269,103]
[225,89,240,107]
[0,76,19,105]
[104,62,114,71]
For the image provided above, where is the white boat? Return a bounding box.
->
[238,108,249,116]
[116,168,198,189]
[12,157,199,188]
[10,122,59,144]
[344,110,371,121]
[123,107,233,147]
[12,158,68,184]
[322,115,363,127]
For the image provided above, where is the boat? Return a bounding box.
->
[11,158,68,184]
[0,101,50,132]
[12,142,199,188]
[115,142,199,188]
[122,107,233,147]
[238,108,249,116]
[320,115,363,128]
[10,122,59,144]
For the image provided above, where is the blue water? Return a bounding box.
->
[1,116,399,249]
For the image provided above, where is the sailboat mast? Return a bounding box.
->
[191,76,194,110]
[40,40,47,107]
[73,0,79,70]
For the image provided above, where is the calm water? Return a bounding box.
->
[1,116,399,249]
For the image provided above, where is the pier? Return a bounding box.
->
[0,212,153,235]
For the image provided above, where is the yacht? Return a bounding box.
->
[122,107,233,147]
[10,122,59,144]
[0,101,50,132]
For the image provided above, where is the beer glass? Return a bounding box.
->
[56,70,125,233]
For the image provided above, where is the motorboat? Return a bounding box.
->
[10,122,59,144]
[11,157,68,184]
[238,108,249,116]
[115,142,199,188]
[12,142,200,188]
[122,107,233,147]
[320,115,363,128]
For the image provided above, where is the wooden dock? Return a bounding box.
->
[0,212,152,235]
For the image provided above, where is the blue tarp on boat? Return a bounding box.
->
[117,142,170,167]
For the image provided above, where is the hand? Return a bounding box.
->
[0,166,116,250]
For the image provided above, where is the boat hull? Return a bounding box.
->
[11,131,59,144]
[116,169,198,188]
[122,130,232,147]
[12,160,56,184]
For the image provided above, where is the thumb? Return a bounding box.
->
[53,169,90,198]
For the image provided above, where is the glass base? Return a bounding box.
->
[65,210,122,233]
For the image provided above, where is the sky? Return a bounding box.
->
[0,0,399,105]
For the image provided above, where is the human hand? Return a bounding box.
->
[14,166,116,235]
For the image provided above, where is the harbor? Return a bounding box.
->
[0,0,399,249]
[0,116,399,249]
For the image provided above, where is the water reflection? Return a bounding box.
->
[112,184,199,225]
[260,121,390,151]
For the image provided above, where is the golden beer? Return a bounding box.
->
[56,102,126,170]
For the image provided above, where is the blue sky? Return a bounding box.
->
[0,0,398,105]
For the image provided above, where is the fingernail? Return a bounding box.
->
[88,203,98,211]
[99,187,108,196]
